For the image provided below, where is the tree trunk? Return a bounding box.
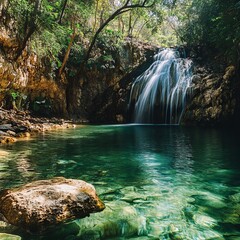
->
[128,10,132,36]
[59,31,76,75]
[93,0,99,33]
[58,0,68,24]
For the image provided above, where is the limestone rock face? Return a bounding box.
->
[0,177,105,232]
[183,64,238,125]
[88,52,157,124]
[0,4,157,121]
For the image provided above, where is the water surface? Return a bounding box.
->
[0,125,240,239]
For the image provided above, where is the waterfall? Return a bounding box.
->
[129,48,193,124]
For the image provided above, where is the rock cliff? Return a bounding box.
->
[0,1,67,116]
[90,47,239,126]
[0,0,155,120]
[0,0,239,125]
[183,63,239,125]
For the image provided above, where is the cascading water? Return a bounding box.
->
[129,48,193,124]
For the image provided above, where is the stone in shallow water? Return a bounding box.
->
[222,203,240,225]
[0,136,17,144]
[184,228,224,240]
[76,200,147,239]
[192,191,226,209]
[0,233,21,240]
[0,220,18,233]
[0,150,9,157]
[0,177,105,232]
[120,187,147,203]
[193,214,218,227]
[41,221,80,240]
[229,192,240,203]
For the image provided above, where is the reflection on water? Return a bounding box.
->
[0,125,240,239]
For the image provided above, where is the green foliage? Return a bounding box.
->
[67,42,84,66]
[31,29,61,57]
[6,0,174,69]
[7,0,34,38]
[8,0,239,73]
[179,0,240,63]
[97,28,124,50]
[101,54,114,62]
[8,90,28,110]
[10,90,19,100]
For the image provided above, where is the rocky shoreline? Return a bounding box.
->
[0,108,78,144]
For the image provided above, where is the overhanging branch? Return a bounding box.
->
[84,0,155,63]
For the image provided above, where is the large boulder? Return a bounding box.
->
[0,177,105,232]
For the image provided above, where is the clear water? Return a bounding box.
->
[0,125,240,240]
[129,48,192,124]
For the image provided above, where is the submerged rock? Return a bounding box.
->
[193,214,218,227]
[0,177,105,232]
[0,233,21,240]
[229,192,240,203]
[76,200,147,239]
[222,203,240,225]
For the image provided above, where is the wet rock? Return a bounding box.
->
[0,177,105,232]
[183,62,237,126]
[0,220,18,233]
[223,65,235,82]
[191,75,201,84]
[192,191,226,209]
[0,136,17,144]
[116,114,124,123]
[15,132,31,138]
[0,124,14,131]
[0,108,76,144]
[193,214,217,227]
[76,200,147,239]
[0,233,21,240]
[0,130,9,136]
[14,126,28,133]
[222,203,240,225]
[120,186,147,203]
[0,150,9,157]
[42,221,80,240]
[229,192,240,203]
[6,130,16,136]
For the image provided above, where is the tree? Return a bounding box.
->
[15,0,42,60]
[59,26,76,75]
[84,0,154,62]
[178,0,240,64]
[58,0,68,24]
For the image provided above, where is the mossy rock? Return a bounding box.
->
[0,233,21,240]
